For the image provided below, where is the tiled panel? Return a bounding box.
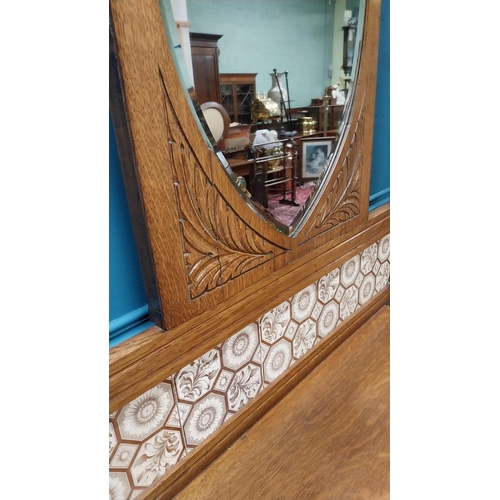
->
[109,234,390,499]
[174,322,264,449]
[109,377,187,499]
[260,300,293,385]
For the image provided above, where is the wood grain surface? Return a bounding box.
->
[109,0,381,331]
[110,207,389,414]
[172,306,390,500]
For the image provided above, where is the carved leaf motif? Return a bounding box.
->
[159,71,286,299]
[299,94,366,244]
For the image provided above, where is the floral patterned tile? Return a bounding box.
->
[109,234,390,498]
[173,322,264,449]
[314,236,390,345]
[109,376,187,500]
[260,301,293,384]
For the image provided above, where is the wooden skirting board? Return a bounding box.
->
[138,285,390,499]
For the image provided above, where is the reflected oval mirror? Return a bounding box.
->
[159,0,364,235]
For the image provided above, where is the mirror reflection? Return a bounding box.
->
[160,0,363,233]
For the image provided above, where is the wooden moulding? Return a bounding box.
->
[110,204,390,414]
[109,0,382,332]
[137,285,390,500]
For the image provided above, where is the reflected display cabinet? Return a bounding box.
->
[220,73,257,124]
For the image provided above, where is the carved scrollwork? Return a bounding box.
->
[160,71,287,299]
[299,91,366,244]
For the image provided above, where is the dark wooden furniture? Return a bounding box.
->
[189,32,223,105]
[225,139,298,210]
[220,73,257,124]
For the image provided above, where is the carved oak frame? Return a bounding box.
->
[109,0,384,412]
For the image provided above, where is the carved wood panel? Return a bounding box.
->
[109,0,381,330]
[161,68,288,301]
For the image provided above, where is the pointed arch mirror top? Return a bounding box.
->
[109,0,381,330]
[158,0,367,236]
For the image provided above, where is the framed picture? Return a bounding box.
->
[301,138,334,179]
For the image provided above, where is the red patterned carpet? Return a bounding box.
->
[267,182,315,227]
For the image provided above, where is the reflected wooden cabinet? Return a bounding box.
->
[220,73,257,125]
[190,32,223,105]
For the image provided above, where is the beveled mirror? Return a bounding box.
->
[159,0,365,234]
[109,0,381,331]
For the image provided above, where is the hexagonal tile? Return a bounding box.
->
[227,363,263,412]
[175,349,221,403]
[318,268,340,304]
[109,472,131,500]
[222,324,259,371]
[260,301,291,344]
[292,319,317,359]
[184,393,227,446]
[263,338,292,383]
[117,383,174,441]
[361,243,378,274]
[359,273,376,305]
[291,283,317,323]
[376,261,390,292]
[317,301,339,338]
[378,234,390,262]
[130,429,185,487]
[339,285,359,320]
[340,255,361,288]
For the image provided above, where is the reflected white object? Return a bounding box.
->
[331,84,345,104]
[253,129,281,149]
[200,102,230,143]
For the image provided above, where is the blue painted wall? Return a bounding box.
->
[369,0,390,209]
[109,113,152,347]
[186,0,335,108]
[109,0,390,345]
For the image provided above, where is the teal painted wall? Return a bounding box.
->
[109,0,389,345]
[109,113,153,347]
[369,0,390,209]
[187,0,335,107]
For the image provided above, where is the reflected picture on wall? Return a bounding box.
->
[301,138,334,179]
